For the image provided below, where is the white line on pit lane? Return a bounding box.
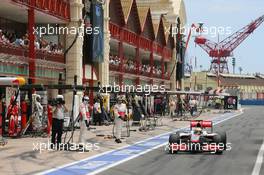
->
[252,139,264,175]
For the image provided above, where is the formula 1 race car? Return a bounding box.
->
[167,120,227,154]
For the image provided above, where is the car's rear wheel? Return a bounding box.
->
[169,133,180,154]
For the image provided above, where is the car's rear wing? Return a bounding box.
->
[190,120,213,132]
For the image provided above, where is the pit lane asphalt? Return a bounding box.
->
[98,106,264,175]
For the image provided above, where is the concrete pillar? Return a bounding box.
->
[98,0,110,86]
[65,0,84,109]
[66,0,84,85]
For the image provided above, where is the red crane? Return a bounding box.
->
[194,15,264,74]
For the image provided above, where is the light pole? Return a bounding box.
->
[232,57,236,74]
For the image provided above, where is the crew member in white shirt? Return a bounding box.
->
[113,96,127,143]
[51,95,68,149]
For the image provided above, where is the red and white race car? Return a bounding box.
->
[167,120,227,154]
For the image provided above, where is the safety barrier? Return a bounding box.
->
[239,99,264,105]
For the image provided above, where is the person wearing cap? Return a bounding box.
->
[78,96,91,146]
[51,95,68,149]
[113,96,127,143]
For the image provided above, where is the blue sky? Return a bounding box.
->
[184,0,264,74]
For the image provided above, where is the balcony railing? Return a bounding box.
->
[122,29,138,47]
[109,64,119,71]
[36,50,64,63]
[12,0,70,20]
[109,64,170,81]
[139,37,152,51]
[153,73,162,79]
[124,66,137,74]
[109,23,121,39]
[0,62,64,79]
[0,42,65,63]
[141,71,151,77]
[109,22,172,59]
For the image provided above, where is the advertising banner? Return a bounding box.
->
[91,1,104,63]
[224,96,238,110]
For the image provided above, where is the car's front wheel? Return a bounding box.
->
[217,131,227,150]
[213,134,223,154]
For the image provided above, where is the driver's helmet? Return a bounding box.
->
[194,127,202,135]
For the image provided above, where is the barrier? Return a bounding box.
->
[239,99,264,105]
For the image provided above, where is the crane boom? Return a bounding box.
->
[219,15,264,51]
[193,14,264,74]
